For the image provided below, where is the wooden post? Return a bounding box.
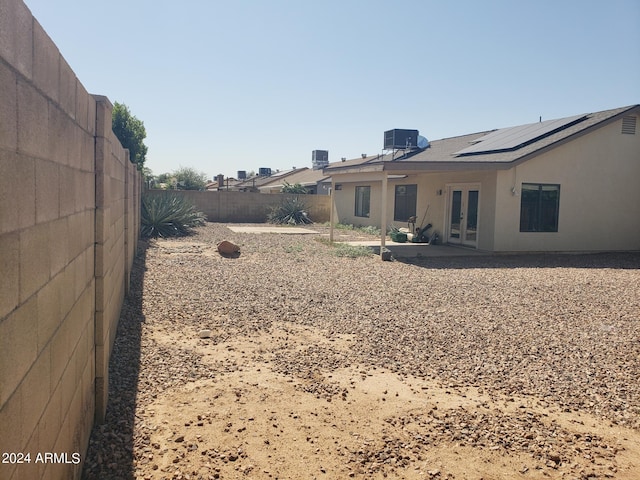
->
[380,172,388,258]
[329,179,335,243]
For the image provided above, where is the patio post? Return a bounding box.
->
[380,172,388,258]
[329,179,335,243]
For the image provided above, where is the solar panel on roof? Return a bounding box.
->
[454,114,588,156]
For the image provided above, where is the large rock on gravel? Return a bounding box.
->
[217,240,240,257]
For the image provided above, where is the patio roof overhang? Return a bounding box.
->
[326,160,514,178]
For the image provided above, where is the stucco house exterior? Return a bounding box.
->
[324,105,639,252]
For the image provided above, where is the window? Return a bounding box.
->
[355,186,370,217]
[520,183,560,232]
[394,184,417,221]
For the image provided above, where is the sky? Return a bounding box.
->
[24,0,640,180]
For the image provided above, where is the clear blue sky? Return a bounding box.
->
[24,0,640,180]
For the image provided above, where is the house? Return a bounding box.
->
[258,167,332,194]
[232,168,301,192]
[205,177,242,191]
[324,105,640,252]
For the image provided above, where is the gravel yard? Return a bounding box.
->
[83,222,640,479]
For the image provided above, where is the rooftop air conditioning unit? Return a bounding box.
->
[383,129,419,150]
[312,150,329,170]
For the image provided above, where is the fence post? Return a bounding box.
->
[93,95,111,423]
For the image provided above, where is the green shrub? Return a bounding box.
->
[268,196,313,225]
[321,222,381,236]
[333,243,374,258]
[314,237,333,246]
[358,225,381,236]
[313,236,373,258]
[281,181,308,194]
[141,193,206,238]
[333,223,354,230]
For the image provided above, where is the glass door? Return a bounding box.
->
[448,185,479,247]
[465,189,479,244]
[448,190,462,243]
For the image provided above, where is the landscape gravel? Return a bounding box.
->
[82,222,640,479]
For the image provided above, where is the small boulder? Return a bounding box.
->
[198,329,212,339]
[217,240,240,257]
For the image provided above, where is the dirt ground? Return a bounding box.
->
[82,224,640,480]
[138,323,640,480]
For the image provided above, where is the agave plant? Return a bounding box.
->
[141,193,206,238]
[268,196,313,225]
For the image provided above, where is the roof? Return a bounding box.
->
[258,167,330,190]
[234,168,302,189]
[325,104,639,174]
[205,178,242,188]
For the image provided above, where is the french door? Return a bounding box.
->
[447,185,480,247]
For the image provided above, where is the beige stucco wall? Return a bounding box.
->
[493,115,640,252]
[422,170,498,251]
[332,170,497,250]
[0,1,141,478]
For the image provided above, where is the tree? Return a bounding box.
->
[156,172,173,184]
[173,166,208,190]
[112,102,148,170]
[281,181,308,194]
[142,166,155,188]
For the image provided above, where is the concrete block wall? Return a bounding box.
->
[93,96,139,424]
[0,1,141,478]
[147,190,332,224]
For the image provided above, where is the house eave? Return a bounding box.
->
[324,164,385,175]
[380,161,512,173]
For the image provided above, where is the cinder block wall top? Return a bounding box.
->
[0,1,141,479]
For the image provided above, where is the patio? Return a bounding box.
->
[340,239,490,258]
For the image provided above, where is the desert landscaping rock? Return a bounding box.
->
[198,329,213,339]
[82,223,640,479]
[217,240,240,256]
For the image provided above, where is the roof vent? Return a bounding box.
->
[622,115,637,134]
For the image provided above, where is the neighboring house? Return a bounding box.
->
[206,177,243,191]
[233,169,301,192]
[324,105,640,252]
[258,167,332,194]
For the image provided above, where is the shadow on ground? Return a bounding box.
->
[394,251,640,270]
[82,240,149,480]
